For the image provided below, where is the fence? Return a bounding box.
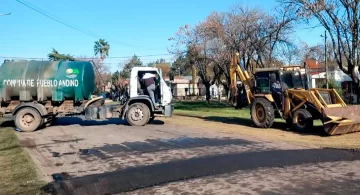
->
[170,86,227,100]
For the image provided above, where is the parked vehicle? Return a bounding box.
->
[0,60,173,132]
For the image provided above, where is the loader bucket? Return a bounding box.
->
[322,105,360,135]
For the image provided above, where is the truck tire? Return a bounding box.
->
[126,103,150,126]
[292,109,313,132]
[250,98,274,128]
[14,107,42,132]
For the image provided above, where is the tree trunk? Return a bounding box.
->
[217,83,221,102]
[205,83,211,103]
[222,84,230,102]
[356,84,360,105]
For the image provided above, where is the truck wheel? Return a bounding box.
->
[250,98,274,128]
[126,103,150,126]
[14,107,42,132]
[292,109,313,132]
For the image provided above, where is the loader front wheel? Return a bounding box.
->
[251,98,274,128]
[292,109,313,132]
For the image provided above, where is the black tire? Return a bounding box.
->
[45,116,57,127]
[148,116,155,124]
[286,118,292,128]
[14,107,42,132]
[126,103,150,126]
[292,109,313,132]
[250,98,275,128]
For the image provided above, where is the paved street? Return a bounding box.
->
[15,116,360,195]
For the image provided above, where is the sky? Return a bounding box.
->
[0,0,325,72]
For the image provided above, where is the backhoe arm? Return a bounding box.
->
[230,52,254,105]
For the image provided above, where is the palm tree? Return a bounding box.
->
[48,48,75,61]
[94,39,110,61]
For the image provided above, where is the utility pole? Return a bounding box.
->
[321,31,328,89]
[325,31,328,89]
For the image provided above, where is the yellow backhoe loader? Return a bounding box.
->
[230,52,360,135]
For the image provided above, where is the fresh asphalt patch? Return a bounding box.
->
[43,148,360,195]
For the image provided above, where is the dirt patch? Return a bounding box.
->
[166,115,360,149]
[19,138,37,148]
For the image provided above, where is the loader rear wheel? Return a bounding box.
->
[292,109,313,132]
[251,98,274,128]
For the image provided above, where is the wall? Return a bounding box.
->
[172,83,200,97]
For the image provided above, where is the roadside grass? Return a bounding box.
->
[171,100,360,149]
[173,100,322,126]
[0,127,45,195]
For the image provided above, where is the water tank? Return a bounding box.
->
[0,60,96,102]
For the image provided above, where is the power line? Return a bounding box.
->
[0,53,175,60]
[15,0,165,50]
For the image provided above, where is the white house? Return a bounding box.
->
[311,68,352,88]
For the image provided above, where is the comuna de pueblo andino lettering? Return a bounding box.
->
[2,79,79,87]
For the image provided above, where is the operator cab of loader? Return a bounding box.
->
[253,67,309,113]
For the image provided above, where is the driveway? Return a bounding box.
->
[13,116,360,195]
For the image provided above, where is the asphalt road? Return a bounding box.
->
[11,116,360,195]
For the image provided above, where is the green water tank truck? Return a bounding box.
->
[0,60,174,132]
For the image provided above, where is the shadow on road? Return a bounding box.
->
[176,114,328,137]
[75,137,254,161]
[0,117,165,130]
[43,148,360,195]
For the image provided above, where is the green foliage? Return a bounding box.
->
[48,48,75,61]
[172,55,192,76]
[325,78,344,96]
[94,39,110,60]
[147,58,167,67]
[112,71,120,82]
[120,55,143,79]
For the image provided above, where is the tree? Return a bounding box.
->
[276,43,301,65]
[120,55,143,79]
[169,23,223,103]
[171,55,192,76]
[147,59,171,77]
[112,71,120,82]
[155,63,171,77]
[94,39,110,61]
[279,0,360,99]
[48,48,75,61]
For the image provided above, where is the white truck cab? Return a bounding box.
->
[129,67,172,104]
[120,67,174,125]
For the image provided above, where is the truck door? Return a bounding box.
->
[157,69,172,105]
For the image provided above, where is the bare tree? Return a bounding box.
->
[279,0,360,87]
[276,43,301,65]
[192,6,295,97]
[169,4,295,103]
[76,56,111,94]
[169,24,222,103]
